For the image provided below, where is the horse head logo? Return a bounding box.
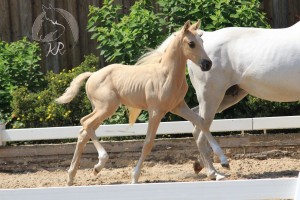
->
[32,5,79,56]
[37,5,65,42]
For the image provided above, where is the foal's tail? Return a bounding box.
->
[55,72,93,104]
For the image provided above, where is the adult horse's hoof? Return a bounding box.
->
[221,163,230,169]
[193,161,203,174]
[216,173,226,181]
[208,172,226,181]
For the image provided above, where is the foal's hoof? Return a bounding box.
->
[67,177,74,186]
[93,162,107,176]
[93,168,100,176]
[221,163,230,169]
[193,161,203,174]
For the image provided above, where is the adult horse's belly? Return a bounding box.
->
[239,63,300,102]
[232,31,300,102]
[202,24,300,102]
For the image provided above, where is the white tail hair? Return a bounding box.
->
[55,72,93,104]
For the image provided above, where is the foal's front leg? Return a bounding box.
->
[171,101,229,168]
[131,109,164,183]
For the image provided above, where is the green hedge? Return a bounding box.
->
[87,0,273,123]
[88,0,165,65]
[0,38,45,121]
[10,55,99,128]
[7,0,300,129]
[157,0,270,33]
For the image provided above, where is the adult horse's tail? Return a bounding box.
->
[128,107,141,126]
[55,72,93,104]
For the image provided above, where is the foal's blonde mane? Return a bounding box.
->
[136,31,180,66]
[135,49,163,66]
[129,33,178,124]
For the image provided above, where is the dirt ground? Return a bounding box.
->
[0,156,299,189]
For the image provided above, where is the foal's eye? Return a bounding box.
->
[188,41,195,48]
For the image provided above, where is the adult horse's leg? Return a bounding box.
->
[191,89,248,178]
[187,59,244,179]
[131,109,165,183]
[172,102,229,180]
[190,126,221,179]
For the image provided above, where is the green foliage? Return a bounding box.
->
[7,0,293,131]
[88,0,165,65]
[86,0,272,123]
[157,0,270,33]
[10,55,99,128]
[218,96,300,119]
[156,0,276,121]
[0,38,45,117]
[156,0,299,120]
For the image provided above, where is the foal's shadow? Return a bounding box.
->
[241,170,299,179]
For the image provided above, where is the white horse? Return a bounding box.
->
[152,21,300,180]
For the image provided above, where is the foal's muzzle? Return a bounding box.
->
[200,59,212,71]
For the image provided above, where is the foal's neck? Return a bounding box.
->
[161,34,187,80]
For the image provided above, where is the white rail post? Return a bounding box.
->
[241,130,245,136]
[294,172,300,200]
[0,123,5,146]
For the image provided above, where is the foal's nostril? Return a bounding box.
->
[200,59,212,71]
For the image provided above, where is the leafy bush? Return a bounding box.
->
[157,0,300,119]
[157,0,270,33]
[0,38,45,117]
[11,55,100,128]
[7,0,297,131]
[217,96,300,119]
[87,0,274,123]
[156,0,300,120]
[88,0,165,65]
[156,0,272,120]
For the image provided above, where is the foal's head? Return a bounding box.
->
[180,20,212,71]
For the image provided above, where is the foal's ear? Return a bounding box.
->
[183,20,191,32]
[190,20,201,30]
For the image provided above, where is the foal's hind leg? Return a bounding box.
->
[67,104,118,185]
[90,131,109,176]
[67,112,94,186]
[83,105,119,176]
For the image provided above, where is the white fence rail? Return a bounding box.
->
[1,116,300,199]
[1,174,300,200]
[1,116,300,144]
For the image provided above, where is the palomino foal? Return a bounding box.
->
[56,20,220,185]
